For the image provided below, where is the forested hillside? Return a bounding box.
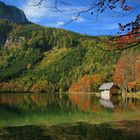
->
[0,19,140,93]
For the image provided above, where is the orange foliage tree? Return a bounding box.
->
[113,57,127,86]
[113,53,140,92]
[70,74,104,92]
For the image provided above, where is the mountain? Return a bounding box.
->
[0,3,140,93]
[0,2,29,24]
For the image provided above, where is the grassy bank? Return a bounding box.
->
[0,120,140,140]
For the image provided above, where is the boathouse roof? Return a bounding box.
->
[99,82,115,90]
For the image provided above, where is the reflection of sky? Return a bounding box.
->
[1,0,140,35]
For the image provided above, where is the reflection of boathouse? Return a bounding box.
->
[99,96,121,109]
[99,99,114,109]
[99,82,119,100]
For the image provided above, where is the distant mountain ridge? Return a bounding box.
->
[0,1,29,24]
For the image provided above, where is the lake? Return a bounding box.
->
[0,93,140,140]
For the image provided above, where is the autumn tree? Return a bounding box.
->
[113,51,140,92]
[113,55,129,93]
[70,74,104,92]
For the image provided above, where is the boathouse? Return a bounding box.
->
[99,82,119,100]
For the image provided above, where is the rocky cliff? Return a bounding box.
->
[0,2,29,24]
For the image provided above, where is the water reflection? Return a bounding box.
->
[69,93,140,111]
[99,96,121,109]
[0,93,140,126]
[99,99,114,109]
[0,93,140,113]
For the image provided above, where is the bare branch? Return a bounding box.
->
[64,2,99,25]
[32,0,44,6]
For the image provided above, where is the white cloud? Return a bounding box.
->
[76,17,85,23]
[22,0,87,23]
[56,21,65,27]
[70,16,86,24]
[22,0,49,21]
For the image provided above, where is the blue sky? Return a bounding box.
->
[1,0,140,35]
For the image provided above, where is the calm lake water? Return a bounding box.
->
[0,93,140,140]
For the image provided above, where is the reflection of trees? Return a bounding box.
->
[123,97,140,111]
[69,93,140,113]
[0,94,80,114]
[114,96,140,113]
[0,94,140,116]
[69,94,102,112]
